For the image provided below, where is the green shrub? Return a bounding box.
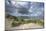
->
[12,21,22,27]
[21,19,24,21]
[12,21,16,27]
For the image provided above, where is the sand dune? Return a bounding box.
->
[10,23,43,30]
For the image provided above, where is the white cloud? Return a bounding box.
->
[29,10,32,12]
[11,0,15,5]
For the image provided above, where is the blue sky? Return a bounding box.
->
[5,0,44,17]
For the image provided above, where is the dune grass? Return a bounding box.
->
[11,18,44,27]
[6,15,44,27]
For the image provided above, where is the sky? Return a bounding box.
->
[5,0,44,17]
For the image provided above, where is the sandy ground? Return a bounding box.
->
[5,18,14,30]
[10,23,43,30]
[5,18,43,30]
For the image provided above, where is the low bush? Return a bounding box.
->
[12,21,22,27]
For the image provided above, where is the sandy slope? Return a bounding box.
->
[10,23,43,30]
[5,18,13,30]
[5,19,43,30]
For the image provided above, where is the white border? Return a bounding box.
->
[0,0,5,31]
[0,0,46,31]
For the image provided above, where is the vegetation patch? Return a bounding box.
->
[6,15,44,27]
[11,16,44,27]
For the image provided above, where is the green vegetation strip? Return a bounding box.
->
[6,15,44,27]
[11,17,44,27]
